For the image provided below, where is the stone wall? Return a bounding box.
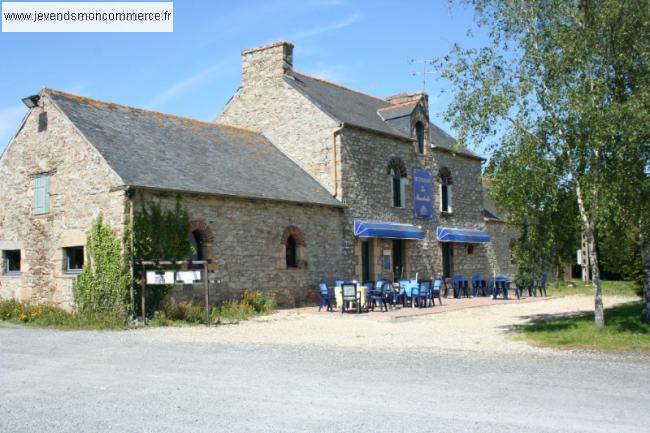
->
[135,190,346,308]
[217,42,341,195]
[0,96,127,308]
[339,125,440,280]
[485,220,519,279]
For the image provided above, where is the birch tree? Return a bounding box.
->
[435,0,649,326]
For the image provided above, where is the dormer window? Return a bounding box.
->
[415,121,425,154]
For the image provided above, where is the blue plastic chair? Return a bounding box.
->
[471,274,486,297]
[368,281,387,312]
[452,275,469,298]
[486,279,494,297]
[418,280,432,307]
[432,278,443,306]
[493,276,510,300]
[318,281,335,312]
[535,272,548,297]
[399,279,412,307]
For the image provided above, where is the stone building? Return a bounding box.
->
[0,41,517,309]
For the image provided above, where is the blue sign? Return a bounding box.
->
[413,168,433,219]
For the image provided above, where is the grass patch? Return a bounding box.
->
[0,299,128,330]
[548,279,639,297]
[517,301,650,352]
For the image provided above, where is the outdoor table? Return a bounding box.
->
[334,285,368,310]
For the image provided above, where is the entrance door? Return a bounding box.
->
[442,243,453,277]
[392,239,404,280]
[361,240,370,282]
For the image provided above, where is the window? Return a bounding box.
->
[282,226,305,269]
[64,246,84,273]
[387,158,407,208]
[467,244,475,255]
[415,121,425,154]
[38,112,48,132]
[286,235,297,268]
[439,168,453,213]
[391,169,403,208]
[3,250,21,275]
[189,230,204,261]
[32,175,50,215]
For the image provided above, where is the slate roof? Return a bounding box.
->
[286,72,411,139]
[377,101,418,120]
[45,89,342,208]
[286,72,483,160]
[482,183,506,222]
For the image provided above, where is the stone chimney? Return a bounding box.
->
[241,41,294,87]
[385,91,428,106]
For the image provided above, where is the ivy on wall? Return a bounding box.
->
[133,197,193,262]
[131,196,194,315]
[73,215,130,317]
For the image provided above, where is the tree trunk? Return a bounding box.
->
[576,181,605,327]
[641,226,650,323]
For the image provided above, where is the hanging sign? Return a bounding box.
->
[146,271,175,285]
[413,168,433,219]
[382,250,392,271]
[176,271,202,284]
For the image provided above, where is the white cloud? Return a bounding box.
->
[0,104,28,153]
[277,12,361,41]
[145,60,231,110]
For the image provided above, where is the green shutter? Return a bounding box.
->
[32,175,50,215]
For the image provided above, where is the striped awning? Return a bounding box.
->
[436,227,490,244]
[354,219,425,240]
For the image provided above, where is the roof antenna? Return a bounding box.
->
[409,58,437,92]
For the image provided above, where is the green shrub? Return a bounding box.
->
[155,290,276,326]
[0,299,128,330]
[240,289,276,314]
[73,215,130,318]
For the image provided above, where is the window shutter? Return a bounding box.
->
[32,175,50,215]
[448,186,453,213]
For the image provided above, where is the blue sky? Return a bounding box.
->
[0,0,488,155]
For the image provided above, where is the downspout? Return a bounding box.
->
[126,186,135,318]
[332,124,344,199]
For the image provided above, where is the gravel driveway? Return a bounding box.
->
[144,295,641,357]
[1,295,648,433]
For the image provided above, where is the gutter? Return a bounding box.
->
[333,124,344,199]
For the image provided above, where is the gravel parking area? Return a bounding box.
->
[1,295,648,433]
[144,295,641,357]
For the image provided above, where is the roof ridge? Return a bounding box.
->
[377,100,419,111]
[292,71,389,104]
[42,88,260,135]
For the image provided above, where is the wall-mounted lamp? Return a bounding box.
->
[21,94,41,108]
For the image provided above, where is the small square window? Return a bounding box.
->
[3,250,21,275]
[467,244,475,255]
[64,246,84,273]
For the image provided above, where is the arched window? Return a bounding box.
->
[415,121,425,154]
[286,235,297,268]
[439,167,453,213]
[189,230,204,261]
[281,226,306,269]
[387,158,407,208]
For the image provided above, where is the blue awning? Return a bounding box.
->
[354,219,425,240]
[437,227,490,244]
